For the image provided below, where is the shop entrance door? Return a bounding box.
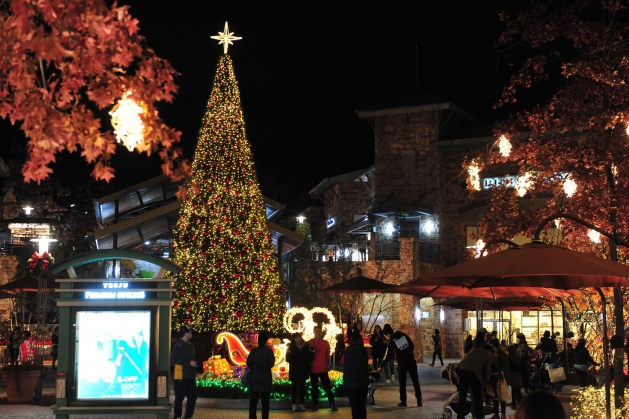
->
[481,319,511,342]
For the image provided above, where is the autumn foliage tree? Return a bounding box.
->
[0,0,189,184]
[467,0,629,407]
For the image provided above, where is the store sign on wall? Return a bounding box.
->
[481,176,517,190]
[326,217,337,229]
[84,282,146,299]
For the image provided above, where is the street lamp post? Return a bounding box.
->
[533,213,629,419]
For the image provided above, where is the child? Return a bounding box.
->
[367,371,380,405]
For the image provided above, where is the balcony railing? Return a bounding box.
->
[374,239,400,260]
[419,242,440,264]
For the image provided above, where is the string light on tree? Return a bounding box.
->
[497,135,512,157]
[211,22,242,54]
[563,177,577,197]
[588,230,601,244]
[110,91,146,151]
[515,172,532,197]
[467,162,481,191]
[473,239,485,258]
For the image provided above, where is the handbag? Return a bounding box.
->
[496,372,511,401]
[241,368,251,386]
[546,365,566,382]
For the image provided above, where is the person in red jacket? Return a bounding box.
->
[308,326,338,412]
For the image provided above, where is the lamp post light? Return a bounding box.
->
[23,205,34,216]
[30,237,57,254]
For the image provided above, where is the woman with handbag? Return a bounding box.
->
[246,331,275,419]
[286,332,314,412]
[573,338,599,387]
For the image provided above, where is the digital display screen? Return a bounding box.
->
[75,311,151,400]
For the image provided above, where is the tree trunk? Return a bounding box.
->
[613,286,624,409]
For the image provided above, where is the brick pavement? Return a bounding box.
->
[1,359,575,419]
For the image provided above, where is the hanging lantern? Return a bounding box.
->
[110,91,146,151]
[497,135,512,157]
[563,177,577,197]
[468,162,481,191]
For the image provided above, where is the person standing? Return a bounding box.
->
[308,326,338,411]
[376,325,422,407]
[430,329,444,367]
[343,334,369,419]
[540,330,558,356]
[507,344,523,410]
[9,327,22,365]
[454,332,492,419]
[51,326,59,369]
[489,339,509,419]
[286,332,314,412]
[464,335,474,356]
[369,325,385,370]
[380,324,396,383]
[515,333,531,393]
[171,324,199,419]
[247,331,275,419]
[574,338,599,387]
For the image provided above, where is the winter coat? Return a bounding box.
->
[369,332,386,358]
[433,334,442,354]
[171,338,197,380]
[343,344,369,389]
[508,353,523,388]
[463,338,474,355]
[574,347,597,367]
[286,341,314,381]
[491,350,510,384]
[246,345,275,392]
[381,331,416,365]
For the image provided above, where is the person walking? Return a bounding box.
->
[430,329,444,367]
[343,334,369,419]
[171,324,199,419]
[379,324,396,383]
[369,325,386,370]
[286,332,314,412]
[247,331,275,419]
[51,326,59,369]
[9,327,22,365]
[454,332,492,419]
[376,325,422,407]
[574,338,599,387]
[308,326,338,411]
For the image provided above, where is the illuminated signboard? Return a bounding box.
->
[76,310,151,400]
[481,173,568,191]
[326,217,336,229]
[84,282,146,300]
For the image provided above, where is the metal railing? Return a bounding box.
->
[374,239,400,260]
[419,242,440,264]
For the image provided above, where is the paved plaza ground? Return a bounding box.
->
[0,359,575,419]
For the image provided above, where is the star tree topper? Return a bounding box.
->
[211,21,242,54]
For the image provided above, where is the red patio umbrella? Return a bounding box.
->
[433,296,550,311]
[321,276,391,293]
[0,289,19,299]
[386,282,579,299]
[0,277,58,292]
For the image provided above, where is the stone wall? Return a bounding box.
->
[0,255,19,323]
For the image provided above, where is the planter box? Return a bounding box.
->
[2,369,41,402]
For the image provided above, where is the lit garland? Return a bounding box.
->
[497,135,512,157]
[570,387,629,419]
[563,177,577,197]
[587,229,601,243]
[169,54,286,333]
[110,91,145,151]
[515,172,532,197]
[283,306,343,348]
[468,162,481,191]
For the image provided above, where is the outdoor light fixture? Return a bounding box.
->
[211,21,242,54]
[23,205,34,215]
[414,307,422,322]
[422,219,437,235]
[563,177,577,197]
[296,216,306,223]
[110,91,145,152]
[31,237,57,254]
[440,309,445,323]
[587,230,601,243]
[497,135,512,157]
[384,222,395,236]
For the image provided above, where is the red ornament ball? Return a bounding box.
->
[258,290,265,296]
[186,305,192,311]
[223,282,232,289]
[177,289,185,295]
[262,282,269,289]
[252,316,258,323]
[184,317,191,323]
[174,300,179,308]
[199,274,207,281]
[189,277,196,282]
[266,312,273,320]
[251,299,258,306]
[244,281,253,290]
[203,296,210,303]
[234,310,244,319]
[239,293,246,299]
[191,294,197,300]
[217,295,227,303]
[210,315,218,322]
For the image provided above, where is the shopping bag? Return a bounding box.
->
[547,366,566,382]
[485,382,496,398]
[174,365,183,380]
[497,373,511,401]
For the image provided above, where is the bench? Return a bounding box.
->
[50,405,172,419]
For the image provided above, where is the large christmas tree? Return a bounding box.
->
[170,53,285,333]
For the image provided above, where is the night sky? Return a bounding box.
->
[2,1,532,209]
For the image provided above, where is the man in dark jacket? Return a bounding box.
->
[172,324,199,419]
[376,325,422,407]
[455,332,492,419]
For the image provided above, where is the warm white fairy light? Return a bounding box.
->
[563,177,577,197]
[515,172,532,197]
[110,91,145,151]
[473,239,486,258]
[283,306,342,348]
[588,230,601,243]
[497,135,512,157]
[468,162,481,191]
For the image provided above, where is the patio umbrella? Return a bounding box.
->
[386,282,580,299]
[0,277,58,292]
[321,275,391,293]
[0,289,19,299]
[433,296,550,311]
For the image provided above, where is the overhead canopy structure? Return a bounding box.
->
[321,276,391,293]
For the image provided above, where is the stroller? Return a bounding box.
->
[441,363,472,419]
[528,352,565,394]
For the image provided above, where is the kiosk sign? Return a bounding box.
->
[75,311,151,400]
